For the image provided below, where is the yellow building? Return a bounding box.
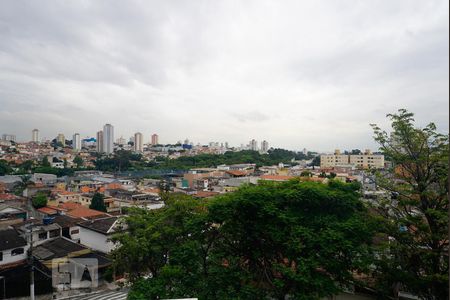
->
[320,149,384,169]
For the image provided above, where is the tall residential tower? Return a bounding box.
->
[73,133,81,151]
[134,132,143,152]
[32,129,39,143]
[102,124,114,154]
[96,131,104,153]
[151,134,159,145]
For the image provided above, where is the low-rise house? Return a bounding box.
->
[14,221,62,247]
[55,191,82,203]
[52,215,83,243]
[78,217,123,253]
[31,173,57,185]
[0,229,29,269]
[32,237,111,290]
[0,204,27,228]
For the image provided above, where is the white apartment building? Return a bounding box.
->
[250,139,258,151]
[2,134,16,142]
[320,149,384,169]
[56,133,65,146]
[103,124,114,154]
[134,132,143,152]
[32,129,39,143]
[261,140,269,153]
[96,130,104,153]
[72,133,81,151]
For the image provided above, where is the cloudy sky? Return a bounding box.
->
[0,0,448,151]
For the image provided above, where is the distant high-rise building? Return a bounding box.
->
[103,124,114,154]
[32,129,39,143]
[96,131,104,153]
[184,138,189,145]
[303,148,307,155]
[2,134,16,142]
[56,134,66,146]
[116,136,126,145]
[151,134,159,145]
[250,139,258,151]
[225,142,229,149]
[73,133,81,151]
[261,140,269,153]
[134,132,143,152]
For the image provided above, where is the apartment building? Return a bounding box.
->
[320,149,384,169]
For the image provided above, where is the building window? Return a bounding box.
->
[38,232,47,240]
[0,251,3,261]
[11,248,24,256]
[49,229,60,238]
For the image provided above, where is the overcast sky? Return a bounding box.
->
[0,1,448,151]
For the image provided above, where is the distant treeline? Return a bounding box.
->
[94,149,318,172]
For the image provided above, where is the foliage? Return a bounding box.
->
[89,192,107,212]
[94,150,142,172]
[73,156,83,168]
[41,156,51,167]
[32,192,47,208]
[113,180,376,299]
[370,109,449,299]
[310,156,320,167]
[0,159,13,176]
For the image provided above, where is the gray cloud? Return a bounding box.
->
[0,0,448,151]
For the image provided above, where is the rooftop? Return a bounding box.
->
[0,229,27,251]
[33,237,87,260]
[78,217,120,234]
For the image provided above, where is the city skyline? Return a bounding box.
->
[0,1,448,151]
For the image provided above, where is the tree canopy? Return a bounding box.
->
[89,192,107,212]
[370,109,449,299]
[112,180,376,299]
[32,192,47,208]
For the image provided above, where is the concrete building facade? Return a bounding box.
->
[320,149,384,169]
[96,130,104,153]
[134,132,143,152]
[32,129,39,143]
[73,133,81,151]
[151,134,159,145]
[103,124,114,154]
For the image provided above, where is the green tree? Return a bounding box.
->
[370,109,449,299]
[32,192,47,208]
[300,170,312,177]
[41,156,51,167]
[114,180,376,300]
[0,160,13,176]
[19,160,34,173]
[89,193,107,212]
[73,156,83,168]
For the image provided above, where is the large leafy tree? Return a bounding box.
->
[32,192,47,208]
[370,109,449,299]
[113,180,375,299]
[73,156,83,168]
[89,192,107,212]
[0,159,12,176]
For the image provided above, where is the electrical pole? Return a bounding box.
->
[28,223,35,300]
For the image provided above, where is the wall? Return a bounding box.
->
[0,244,29,266]
[79,227,115,253]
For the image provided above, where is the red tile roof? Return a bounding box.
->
[37,207,58,215]
[226,170,247,177]
[0,193,20,201]
[67,207,107,219]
